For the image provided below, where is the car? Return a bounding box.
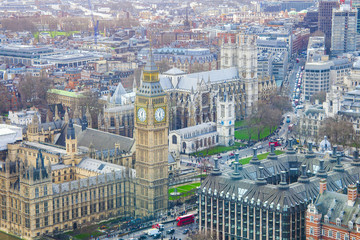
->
[166,229,175,234]
[229,153,234,156]
[152,233,161,239]
[217,155,222,159]
[183,229,189,234]
[139,235,147,239]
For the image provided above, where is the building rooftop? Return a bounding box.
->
[47,89,84,98]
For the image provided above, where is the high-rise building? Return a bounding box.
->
[198,144,360,240]
[135,50,169,217]
[331,5,357,55]
[304,61,332,100]
[318,0,339,51]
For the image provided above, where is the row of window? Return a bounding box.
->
[309,227,352,240]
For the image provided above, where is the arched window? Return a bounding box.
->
[182,142,186,150]
[35,187,39,198]
[172,135,177,144]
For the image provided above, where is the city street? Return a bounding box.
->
[117,221,197,240]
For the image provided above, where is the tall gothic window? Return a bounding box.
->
[229,104,232,117]
[221,105,225,118]
[172,135,177,144]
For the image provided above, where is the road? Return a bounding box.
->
[101,216,198,240]
[117,221,197,240]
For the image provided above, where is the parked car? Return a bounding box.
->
[166,229,175,234]
[183,229,189,234]
[139,235,147,239]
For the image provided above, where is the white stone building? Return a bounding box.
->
[169,122,219,154]
[8,110,41,126]
[216,92,235,146]
[0,124,23,150]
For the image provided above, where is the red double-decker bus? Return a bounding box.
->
[176,214,194,226]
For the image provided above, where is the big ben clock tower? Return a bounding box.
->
[135,49,169,217]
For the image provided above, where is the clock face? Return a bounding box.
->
[155,108,165,122]
[137,108,147,122]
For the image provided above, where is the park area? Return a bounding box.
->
[192,142,244,157]
[169,183,201,200]
[235,120,277,141]
[238,150,284,165]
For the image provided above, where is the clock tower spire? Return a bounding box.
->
[135,47,169,217]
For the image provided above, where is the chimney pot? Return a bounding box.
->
[348,184,357,206]
[320,178,327,194]
[270,143,275,153]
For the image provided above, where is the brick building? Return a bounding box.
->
[306,178,360,240]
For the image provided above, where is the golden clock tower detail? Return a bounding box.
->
[135,50,169,217]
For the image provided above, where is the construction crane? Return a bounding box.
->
[88,0,99,45]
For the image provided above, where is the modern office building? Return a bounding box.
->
[199,143,360,240]
[0,45,54,66]
[318,0,340,51]
[331,5,357,56]
[307,36,326,63]
[304,61,332,100]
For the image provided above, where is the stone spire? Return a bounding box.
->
[73,105,80,119]
[64,109,69,123]
[85,105,92,128]
[54,104,60,121]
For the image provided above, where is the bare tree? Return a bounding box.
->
[310,91,326,104]
[157,59,171,73]
[319,116,354,148]
[0,84,11,114]
[268,93,292,114]
[18,76,52,108]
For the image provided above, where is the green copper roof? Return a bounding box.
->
[47,89,84,98]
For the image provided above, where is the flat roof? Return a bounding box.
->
[47,89,84,98]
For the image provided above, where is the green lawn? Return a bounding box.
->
[34,30,80,39]
[235,120,246,128]
[192,142,244,157]
[235,126,277,141]
[239,150,284,165]
[169,183,200,200]
[74,231,103,240]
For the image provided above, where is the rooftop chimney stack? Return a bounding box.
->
[250,148,260,165]
[308,142,313,153]
[320,178,327,194]
[348,184,357,207]
[211,157,222,176]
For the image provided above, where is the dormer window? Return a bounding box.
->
[324,215,329,223]
[336,218,341,226]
